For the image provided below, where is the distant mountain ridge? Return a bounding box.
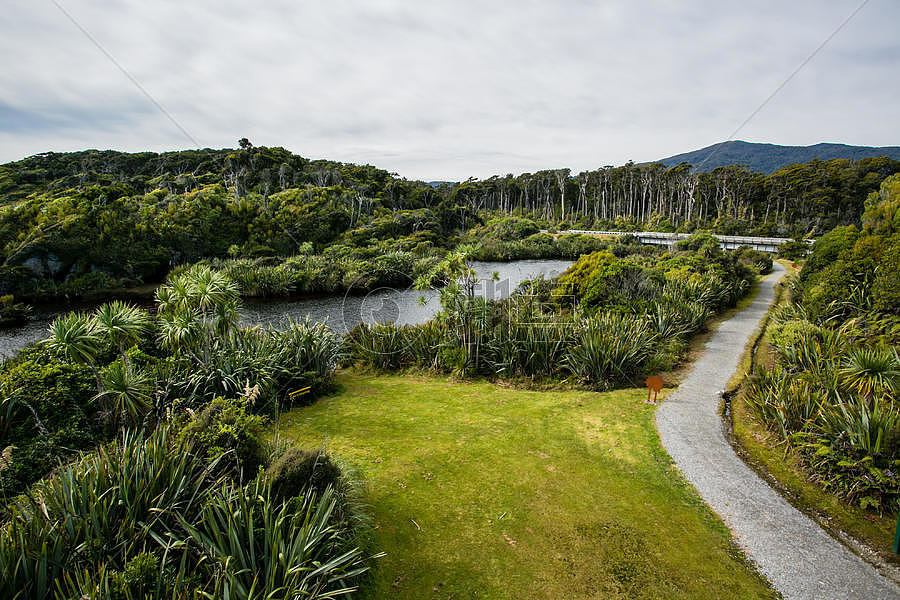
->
[655,141,900,173]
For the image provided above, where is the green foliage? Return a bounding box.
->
[565,313,657,387]
[0,425,374,600]
[839,347,900,398]
[800,225,859,280]
[777,239,809,261]
[92,301,151,358]
[176,396,268,479]
[107,552,160,600]
[0,147,466,306]
[464,218,614,261]
[5,267,342,496]
[346,322,410,371]
[3,148,898,314]
[268,447,343,500]
[767,319,823,352]
[182,478,370,600]
[870,237,900,315]
[45,311,101,365]
[0,294,30,325]
[745,276,900,512]
[798,222,900,320]
[0,427,212,599]
[0,346,98,497]
[97,358,152,427]
[351,245,755,386]
[203,246,439,298]
[862,173,900,236]
[470,216,541,241]
[673,232,719,254]
[734,246,773,274]
[555,250,648,309]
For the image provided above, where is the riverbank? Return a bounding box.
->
[0,258,573,358]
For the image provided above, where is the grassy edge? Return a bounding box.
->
[277,371,779,599]
[724,260,900,576]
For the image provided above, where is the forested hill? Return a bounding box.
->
[0,146,433,206]
[656,141,900,173]
[2,144,899,308]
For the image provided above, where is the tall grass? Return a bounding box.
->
[744,313,900,512]
[0,426,374,600]
[566,313,657,387]
[184,480,370,599]
[0,427,213,600]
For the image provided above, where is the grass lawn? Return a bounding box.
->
[276,371,777,599]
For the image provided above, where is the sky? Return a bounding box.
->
[0,0,897,181]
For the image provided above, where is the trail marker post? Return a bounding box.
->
[645,375,664,403]
[289,386,311,403]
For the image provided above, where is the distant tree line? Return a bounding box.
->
[1,145,897,304]
[449,157,900,235]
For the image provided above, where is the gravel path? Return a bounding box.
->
[656,262,899,600]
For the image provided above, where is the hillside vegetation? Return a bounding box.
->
[656,140,900,173]
[1,145,897,314]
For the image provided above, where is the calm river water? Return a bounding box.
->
[0,259,572,359]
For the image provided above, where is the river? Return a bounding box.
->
[0,259,572,359]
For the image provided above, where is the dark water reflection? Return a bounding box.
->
[0,259,572,358]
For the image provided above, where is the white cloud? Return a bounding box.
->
[0,0,897,180]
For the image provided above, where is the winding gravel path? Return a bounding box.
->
[656,262,899,600]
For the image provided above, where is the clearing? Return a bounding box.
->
[276,372,776,599]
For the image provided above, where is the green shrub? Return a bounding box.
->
[0,347,99,497]
[555,250,648,310]
[346,322,409,370]
[0,425,375,599]
[269,447,343,500]
[777,239,809,261]
[798,225,859,287]
[734,246,773,274]
[0,427,212,600]
[183,477,370,600]
[768,319,822,351]
[565,313,657,387]
[108,552,160,600]
[176,396,268,479]
[673,232,719,255]
[861,173,900,236]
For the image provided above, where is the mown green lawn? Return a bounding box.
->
[276,371,776,599]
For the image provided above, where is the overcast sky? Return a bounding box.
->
[0,0,897,180]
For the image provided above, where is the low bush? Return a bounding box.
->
[734,246,773,275]
[777,239,810,261]
[0,346,99,498]
[566,313,657,387]
[348,244,757,387]
[0,425,375,600]
[269,446,343,500]
[176,396,268,480]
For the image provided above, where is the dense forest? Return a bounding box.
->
[1,144,898,312]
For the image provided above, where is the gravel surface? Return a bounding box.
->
[656,262,899,600]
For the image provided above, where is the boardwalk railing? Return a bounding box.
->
[558,230,814,253]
